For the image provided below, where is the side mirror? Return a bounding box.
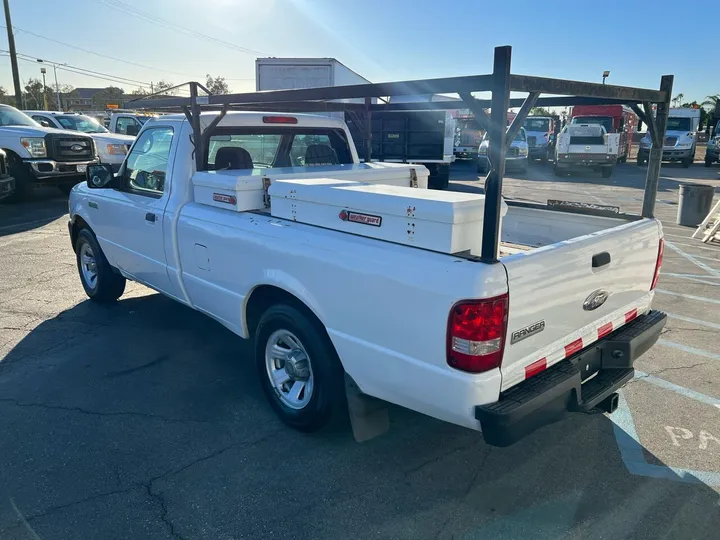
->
[86,164,117,189]
[40,120,51,128]
[125,124,139,137]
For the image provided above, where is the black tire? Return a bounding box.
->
[75,228,126,302]
[682,156,692,168]
[541,149,548,164]
[553,164,562,177]
[255,304,345,432]
[618,154,627,164]
[4,157,34,202]
[477,163,485,175]
[705,157,712,168]
[601,166,613,178]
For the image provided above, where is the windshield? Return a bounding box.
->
[666,117,692,131]
[56,115,109,133]
[0,106,39,127]
[523,118,550,132]
[572,116,613,133]
[481,129,526,143]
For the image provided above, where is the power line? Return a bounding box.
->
[1,52,153,89]
[95,0,271,57]
[14,52,151,86]
[5,24,195,78]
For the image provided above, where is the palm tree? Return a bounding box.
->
[702,94,720,110]
[672,93,684,107]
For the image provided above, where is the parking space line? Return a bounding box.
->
[658,339,720,361]
[664,240,720,252]
[666,312,720,330]
[663,233,693,240]
[656,289,720,305]
[611,393,720,486]
[663,274,720,286]
[664,272,720,279]
[665,241,720,277]
[635,370,720,408]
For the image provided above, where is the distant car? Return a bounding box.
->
[25,111,134,172]
[476,127,529,174]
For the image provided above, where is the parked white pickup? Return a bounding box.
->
[68,110,667,446]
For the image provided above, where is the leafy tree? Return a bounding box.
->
[529,106,551,116]
[205,74,229,95]
[153,80,177,95]
[92,87,125,110]
[23,78,52,109]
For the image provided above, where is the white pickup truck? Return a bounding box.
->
[554,123,619,178]
[68,111,667,446]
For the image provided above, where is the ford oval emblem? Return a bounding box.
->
[583,289,609,311]
[70,144,83,152]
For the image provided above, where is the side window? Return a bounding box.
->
[32,115,54,127]
[116,116,140,135]
[124,127,174,196]
[618,117,625,131]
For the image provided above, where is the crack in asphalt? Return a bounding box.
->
[433,446,492,539]
[105,354,172,378]
[0,397,216,425]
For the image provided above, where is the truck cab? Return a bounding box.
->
[638,108,700,167]
[108,112,155,136]
[522,116,557,162]
[0,105,97,200]
[570,105,637,163]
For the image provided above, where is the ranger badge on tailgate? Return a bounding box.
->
[510,320,545,344]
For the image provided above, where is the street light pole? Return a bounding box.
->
[40,66,47,110]
[602,70,610,85]
[37,58,63,110]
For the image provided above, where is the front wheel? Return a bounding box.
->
[4,159,34,202]
[255,304,345,432]
[682,156,692,168]
[75,229,126,302]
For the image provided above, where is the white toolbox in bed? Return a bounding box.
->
[192,163,429,212]
[269,178,507,256]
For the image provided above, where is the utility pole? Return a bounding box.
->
[3,0,22,108]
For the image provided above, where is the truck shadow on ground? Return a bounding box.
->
[1,294,719,539]
[0,193,68,237]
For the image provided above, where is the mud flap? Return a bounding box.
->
[344,374,389,442]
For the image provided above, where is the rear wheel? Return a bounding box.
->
[636,152,645,166]
[553,163,563,176]
[75,229,126,302]
[255,304,345,432]
[618,154,627,164]
[601,166,613,178]
[705,157,713,168]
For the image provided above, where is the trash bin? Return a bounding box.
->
[677,183,715,226]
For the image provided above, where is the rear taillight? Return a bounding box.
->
[650,238,664,290]
[447,294,509,373]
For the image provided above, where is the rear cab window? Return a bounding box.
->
[205,127,353,170]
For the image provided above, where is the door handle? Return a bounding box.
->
[145,212,156,223]
[592,251,611,268]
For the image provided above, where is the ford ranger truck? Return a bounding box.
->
[67,111,666,447]
[0,105,97,200]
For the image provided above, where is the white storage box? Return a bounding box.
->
[192,163,429,212]
[269,178,508,256]
[193,170,267,212]
[265,162,429,189]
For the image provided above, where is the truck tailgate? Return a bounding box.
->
[500,218,662,391]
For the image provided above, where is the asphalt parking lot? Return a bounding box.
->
[1,157,719,540]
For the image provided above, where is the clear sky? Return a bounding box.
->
[0,0,714,103]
